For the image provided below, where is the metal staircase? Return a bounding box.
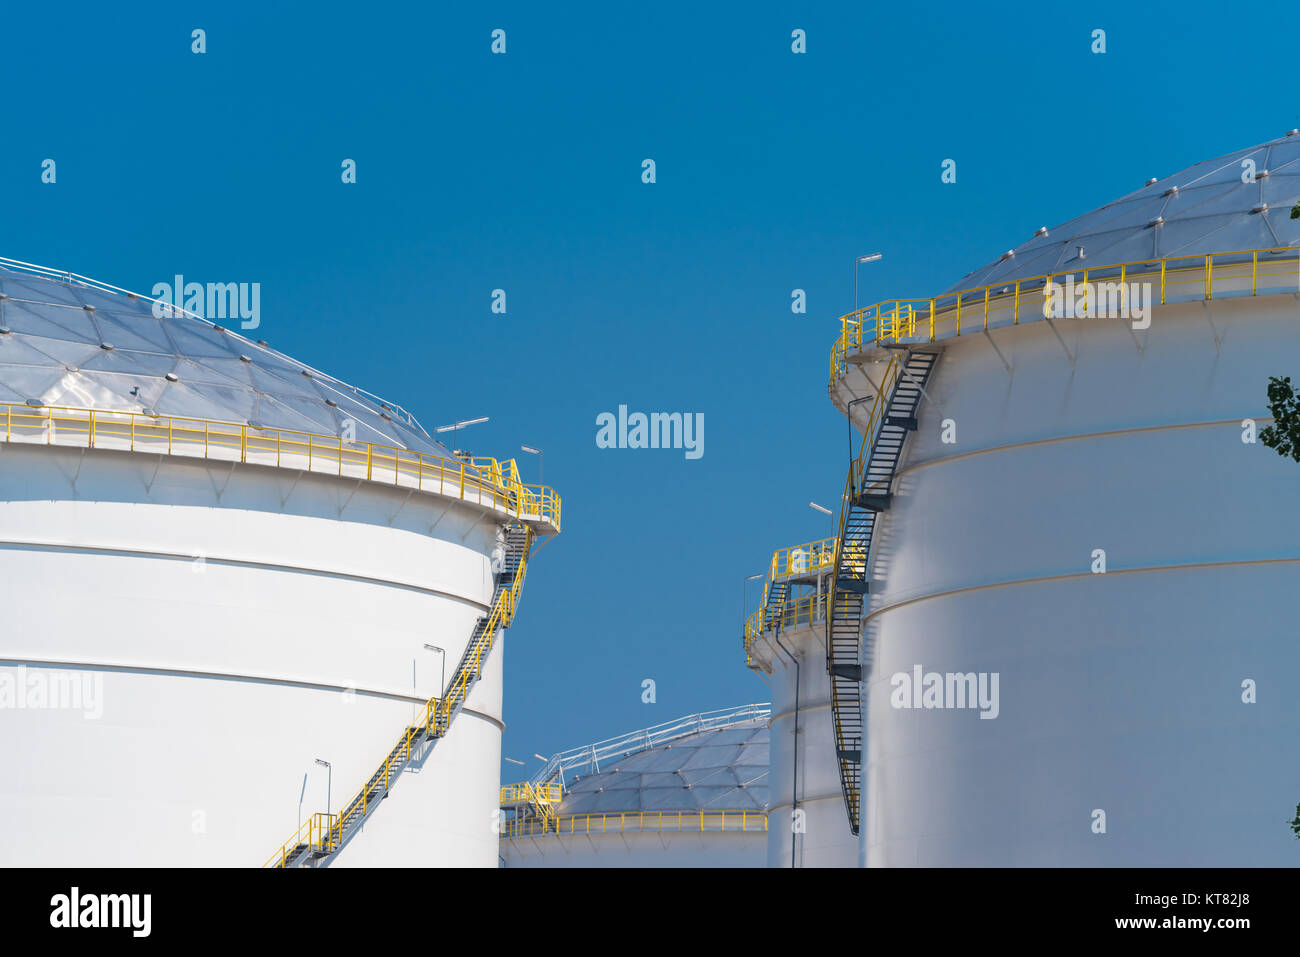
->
[827,348,939,834]
[499,782,563,833]
[264,522,534,868]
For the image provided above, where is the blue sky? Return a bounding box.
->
[5,1,1299,774]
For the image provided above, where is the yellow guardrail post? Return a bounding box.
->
[1252,251,1258,295]
[1206,255,1213,300]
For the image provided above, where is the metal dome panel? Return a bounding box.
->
[557,718,769,815]
[946,131,1300,292]
[0,261,449,456]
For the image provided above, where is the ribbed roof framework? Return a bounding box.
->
[0,263,449,456]
[947,131,1300,291]
[557,720,769,815]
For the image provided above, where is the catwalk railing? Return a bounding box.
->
[743,537,853,666]
[529,703,771,789]
[829,246,1300,392]
[501,809,768,839]
[0,402,560,532]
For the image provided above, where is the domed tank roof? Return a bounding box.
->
[946,130,1300,292]
[557,717,769,815]
[0,260,450,456]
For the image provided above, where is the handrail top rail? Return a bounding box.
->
[500,807,768,839]
[0,399,559,529]
[829,245,1300,395]
[836,243,1300,329]
[530,703,772,786]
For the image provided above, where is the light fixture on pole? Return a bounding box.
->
[855,252,882,314]
[846,395,874,487]
[520,444,543,483]
[423,643,446,697]
[434,416,489,456]
[504,756,525,766]
[314,758,332,818]
[744,572,764,631]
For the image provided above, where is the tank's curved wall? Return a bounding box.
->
[501,829,765,868]
[0,443,507,866]
[767,623,859,868]
[862,296,1300,866]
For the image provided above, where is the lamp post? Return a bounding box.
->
[423,643,446,697]
[314,758,332,818]
[434,416,489,456]
[743,572,763,628]
[845,394,875,487]
[809,501,834,538]
[520,444,543,483]
[855,253,882,314]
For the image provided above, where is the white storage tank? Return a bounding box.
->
[745,542,859,867]
[827,133,1300,865]
[499,705,769,867]
[0,258,559,867]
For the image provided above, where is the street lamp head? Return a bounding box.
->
[533,753,548,762]
[423,643,443,653]
[857,253,883,263]
[809,502,833,515]
[746,573,763,581]
[520,445,542,455]
[435,416,489,433]
[314,758,330,768]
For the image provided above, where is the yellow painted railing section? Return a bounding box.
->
[502,809,767,839]
[500,781,562,829]
[262,525,535,868]
[500,783,562,806]
[743,536,837,666]
[0,402,560,531]
[829,246,1300,391]
[769,538,837,580]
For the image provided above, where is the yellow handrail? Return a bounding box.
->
[829,246,1300,392]
[743,536,840,666]
[770,537,838,579]
[500,782,562,805]
[501,809,768,839]
[0,401,560,532]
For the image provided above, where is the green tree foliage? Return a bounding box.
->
[1290,803,1300,839]
[1259,376,1300,461]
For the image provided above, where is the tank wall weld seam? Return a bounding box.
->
[866,554,1300,624]
[0,537,490,609]
[895,415,1270,481]
[0,653,505,729]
